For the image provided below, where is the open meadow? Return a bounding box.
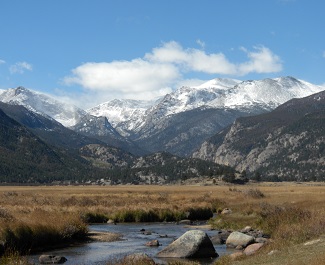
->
[1,182,325,264]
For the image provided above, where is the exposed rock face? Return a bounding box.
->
[156,230,218,258]
[193,90,325,181]
[226,231,255,248]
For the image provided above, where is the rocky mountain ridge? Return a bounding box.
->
[192,90,325,181]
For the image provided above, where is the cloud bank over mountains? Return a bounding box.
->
[63,41,283,102]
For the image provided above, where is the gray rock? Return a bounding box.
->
[241,226,252,233]
[39,255,67,264]
[244,242,264,255]
[146,239,160,247]
[226,231,255,248]
[178,219,191,225]
[219,230,231,241]
[122,253,156,265]
[221,208,232,215]
[210,234,224,244]
[255,237,268,244]
[156,230,218,258]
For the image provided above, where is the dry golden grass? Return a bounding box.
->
[1,183,325,225]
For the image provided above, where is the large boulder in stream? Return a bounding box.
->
[156,230,218,258]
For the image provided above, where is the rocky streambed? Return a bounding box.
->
[30,222,269,264]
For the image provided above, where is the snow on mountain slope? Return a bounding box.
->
[142,76,325,123]
[222,77,324,109]
[156,78,241,116]
[0,87,86,127]
[86,77,325,137]
[87,99,157,136]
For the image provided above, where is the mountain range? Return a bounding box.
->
[0,76,324,182]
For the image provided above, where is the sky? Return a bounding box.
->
[0,0,325,108]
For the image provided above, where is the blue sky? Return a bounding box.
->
[0,0,324,108]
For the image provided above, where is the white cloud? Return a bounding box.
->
[64,59,178,99]
[238,46,283,75]
[64,41,282,101]
[145,41,236,74]
[10,61,33,74]
[0,59,5,64]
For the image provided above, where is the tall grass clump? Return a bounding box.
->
[0,216,88,254]
[110,207,214,223]
[81,212,109,223]
[111,209,183,222]
[257,203,325,246]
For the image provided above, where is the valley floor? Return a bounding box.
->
[1,182,325,264]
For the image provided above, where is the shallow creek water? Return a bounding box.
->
[29,223,233,265]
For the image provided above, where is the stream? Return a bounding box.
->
[29,223,234,265]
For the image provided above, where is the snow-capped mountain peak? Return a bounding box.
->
[223,76,324,109]
[194,78,241,90]
[0,86,86,127]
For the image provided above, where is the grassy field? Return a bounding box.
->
[1,182,325,264]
